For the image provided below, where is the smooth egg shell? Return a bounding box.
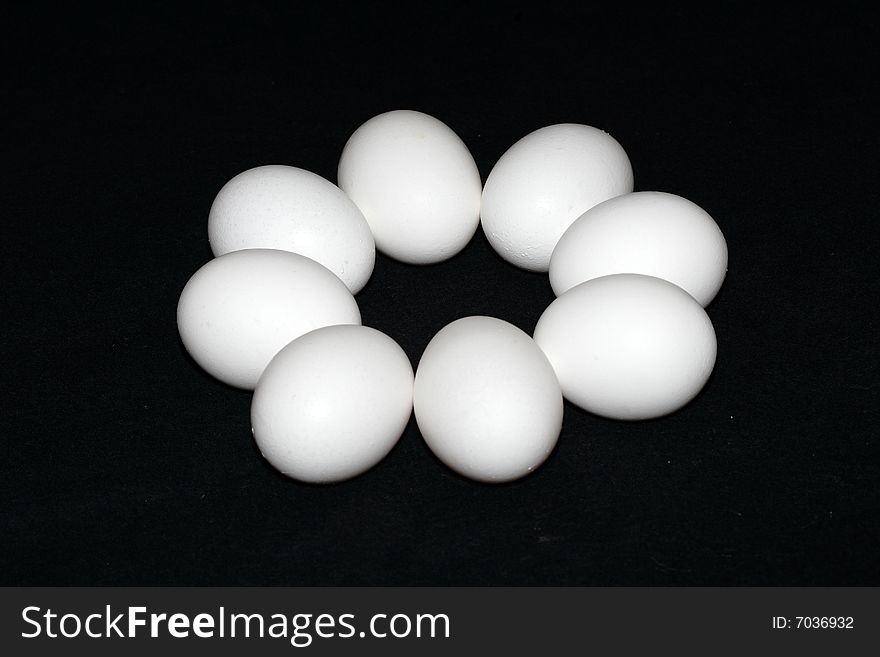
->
[414,316,563,482]
[252,325,413,483]
[550,191,728,306]
[338,110,482,264]
[177,249,361,389]
[534,274,716,420]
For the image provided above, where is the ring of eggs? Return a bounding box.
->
[178,111,727,484]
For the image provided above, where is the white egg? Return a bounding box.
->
[550,191,728,306]
[480,123,633,272]
[208,165,375,294]
[534,274,716,420]
[337,110,482,264]
[251,325,414,483]
[414,316,563,483]
[177,249,360,390]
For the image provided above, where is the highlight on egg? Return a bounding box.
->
[414,316,563,483]
[550,191,728,306]
[252,325,414,483]
[177,249,361,390]
[534,273,717,420]
[338,109,483,265]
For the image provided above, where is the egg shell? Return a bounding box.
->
[208,165,375,294]
[550,191,728,306]
[414,316,563,483]
[480,123,633,272]
[534,274,716,420]
[337,110,482,264]
[252,325,413,483]
[177,249,361,389]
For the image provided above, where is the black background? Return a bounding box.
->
[3,2,878,585]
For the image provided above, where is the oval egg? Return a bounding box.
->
[480,123,633,272]
[177,249,361,389]
[252,325,414,483]
[208,165,375,294]
[337,110,482,264]
[534,274,716,420]
[414,316,563,482]
[550,191,728,306]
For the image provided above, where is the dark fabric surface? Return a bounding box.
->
[3,2,877,585]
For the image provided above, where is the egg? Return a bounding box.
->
[534,274,716,420]
[337,110,482,264]
[251,325,414,483]
[413,316,563,482]
[177,249,360,389]
[208,165,375,294]
[550,191,728,306]
[480,123,633,272]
